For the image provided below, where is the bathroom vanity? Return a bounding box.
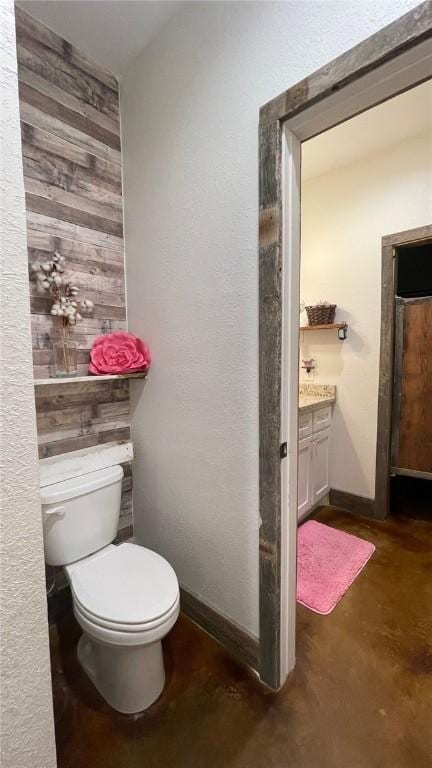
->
[298,385,336,521]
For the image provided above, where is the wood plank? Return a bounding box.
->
[35,388,130,412]
[258,118,283,691]
[37,415,131,445]
[15,6,119,92]
[34,363,90,380]
[36,401,130,432]
[396,299,432,472]
[18,64,120,136]
[16,36,119,119]
[28,250,125,284]
[26,211,124,250]
[38,427,131,459]
[27,231,125,266]
[30,295,126,321]
[19,82,121,151]
[35,382,130,409]
[24,177,123,225]
[33,348,94,367]
[19,101,121,166]
[390,299,404,468]
[382,223,432,247]
[30,307,125,354]
[30,316,126,341]
[375,242,395,519]
[22,142,122,204]
[28,264,125,299]
[180,588,259,670]
[300,323,347,331]
[25,192,123,237]
[21,122,122,184]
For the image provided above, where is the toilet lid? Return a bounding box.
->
[70,543,179,626]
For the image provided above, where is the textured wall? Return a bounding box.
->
[0,2,57,766]
[121,0,419,636]
[301,131,432,499]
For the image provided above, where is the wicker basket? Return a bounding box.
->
[306,303,336,325]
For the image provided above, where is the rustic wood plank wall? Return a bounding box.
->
[16,6,126,378]
[15,8,133,542]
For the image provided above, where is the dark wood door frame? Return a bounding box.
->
[375,224,432,517]
[258,3,432,690]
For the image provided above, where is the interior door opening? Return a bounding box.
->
[281,77,431,683]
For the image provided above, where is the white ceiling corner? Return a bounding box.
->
[18,0,185,76]
[302,79,432,181]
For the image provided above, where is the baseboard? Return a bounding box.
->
[329,488,377,519]
[180,587,259,671]
[47,584,72,625]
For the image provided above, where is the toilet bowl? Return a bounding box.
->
[66,543,179,713]
[41,463,179,713]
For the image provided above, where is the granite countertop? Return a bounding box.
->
[298,384,336,413]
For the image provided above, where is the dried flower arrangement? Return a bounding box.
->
[31,251,94,376]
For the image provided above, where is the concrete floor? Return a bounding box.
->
[51,507,432,768]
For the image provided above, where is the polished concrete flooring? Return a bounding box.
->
[52,507,432,768]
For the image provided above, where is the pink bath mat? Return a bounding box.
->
[297,520,375,614]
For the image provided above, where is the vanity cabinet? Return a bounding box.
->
[297,437,313,519]
[298,405,332,521]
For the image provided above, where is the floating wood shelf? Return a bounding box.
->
[34,372,148,386]
[300,322,348,339]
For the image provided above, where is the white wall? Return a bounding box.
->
[301,132,432,499]
[121,0,420,636]
[0,3,57,766]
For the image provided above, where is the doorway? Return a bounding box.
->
[376,227,432,516]
[258,5,432,690]
[298,86,432,527]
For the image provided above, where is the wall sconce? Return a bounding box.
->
[301,358,315,374]
[338,323,348,340]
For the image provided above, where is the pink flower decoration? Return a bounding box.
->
[89,332,151,375]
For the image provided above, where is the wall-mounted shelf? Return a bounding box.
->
[34,372,148,386]
[300,322,348,340]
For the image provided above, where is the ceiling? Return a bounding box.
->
[302,79,432,181]
[19,1,185,76]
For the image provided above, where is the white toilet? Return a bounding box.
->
[41,463,179,714]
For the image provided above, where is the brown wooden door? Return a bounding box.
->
[392,297,432,476]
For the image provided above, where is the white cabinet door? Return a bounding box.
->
[312,428,330,505]
[297,436,313,521]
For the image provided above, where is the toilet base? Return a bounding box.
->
[77,633,165,714]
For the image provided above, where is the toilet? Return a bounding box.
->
[41,463,179,714]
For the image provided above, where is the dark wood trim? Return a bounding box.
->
[258,117,283,690]
[374,240,396,519]
[47,584,72,625]
[260,2,432,125]
[329,489,376,520]
[390,299,405,468]
[382,223,432,248]
[259,8,432,690]
[180,588,259,671]
[375,225,432,519]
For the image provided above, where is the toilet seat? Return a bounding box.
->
[73,594,180,647]
[68,543,179,644]
[74,592,180,633]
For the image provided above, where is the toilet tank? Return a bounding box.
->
[41,465,124,566]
